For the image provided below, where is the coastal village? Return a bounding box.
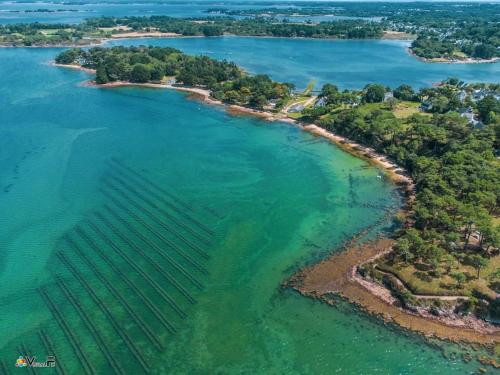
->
[280,79,500,130]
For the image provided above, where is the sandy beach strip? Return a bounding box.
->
[110,32,182,39]
[54,62,416,191]
[302,124,415,193]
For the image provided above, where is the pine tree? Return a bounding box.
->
[95,65,109,84]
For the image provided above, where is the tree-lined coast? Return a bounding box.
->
[2,6,499,63]
[210,1,500,62]
[56,45,500,347]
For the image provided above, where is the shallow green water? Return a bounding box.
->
[0,49,484,374]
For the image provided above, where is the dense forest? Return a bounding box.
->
[55,46,294,108]
[308,81,500,318]
[0,16,383,46]
[410,25,499,60]
[85,16,384,39]
[210,2,500,22]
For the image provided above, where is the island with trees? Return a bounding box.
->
[2,2,499,62]
[206,2,500,62]
[0,16,383,47]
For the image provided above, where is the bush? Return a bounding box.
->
[55,48,81,64]
[489,299,500,319]
[455,298,476,315]
[489,281,500,293]
[382,275,416,308]
[474,299,489,319]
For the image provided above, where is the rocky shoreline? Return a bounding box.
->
[288,238,500,347]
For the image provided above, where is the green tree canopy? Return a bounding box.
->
[363,84,385,103]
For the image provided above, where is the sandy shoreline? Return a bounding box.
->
[173,81,416,191]
[109,32,181,39]
[78,73,290,121]
[53,63,97,74]
[0,34,207,49]
[163,81,416,190]
[302,124,414,191]
[57,61,415,190]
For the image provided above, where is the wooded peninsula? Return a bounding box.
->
[56,45,500,336]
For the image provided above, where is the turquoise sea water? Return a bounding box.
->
[0,46,489,374]
[109,36,500,90]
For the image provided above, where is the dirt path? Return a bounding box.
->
[282,95,317,113]
[374,268,470,300]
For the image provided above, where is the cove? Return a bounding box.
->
[109,36,500,90]
[0,48,483,373]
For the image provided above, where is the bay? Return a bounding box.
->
[110,36,500,90]
[0,44,486,374]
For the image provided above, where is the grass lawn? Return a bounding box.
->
[357,101,431,119]
[97,26,132,32]
[356,102,385,116]
[377,255,499,298]
[292,95,312,104]
[40,28,73,35]
[281,95,308,109]
[392,101,424,118]
[287,112,303,119]
[282,94,316,117]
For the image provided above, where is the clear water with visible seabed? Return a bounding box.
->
[0,47,489,374]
